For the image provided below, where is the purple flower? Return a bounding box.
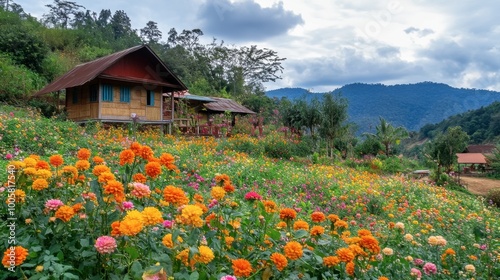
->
[220,276,237,280]
[162,220,174,229]
[122,201,134,210]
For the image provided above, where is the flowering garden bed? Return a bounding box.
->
[0,116,499,279]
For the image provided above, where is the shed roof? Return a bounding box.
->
[204,97,255,114]
[34,45,187,96]
[456,153,487,164]
[465,145,496,154]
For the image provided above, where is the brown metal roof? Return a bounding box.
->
[34,45,187,96]
[204,97,255,114]
[456,153,487,164]
[465,145,495,154]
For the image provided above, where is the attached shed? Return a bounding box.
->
[34,45,187,129]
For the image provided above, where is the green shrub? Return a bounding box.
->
[486,188,500,207]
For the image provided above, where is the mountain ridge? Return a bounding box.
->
[266,82,500,134]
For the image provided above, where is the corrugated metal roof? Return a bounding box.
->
[178,94,216,102]
[456,153,487,164]
[465,145,495,154]
[34,45,187,96]
[204,97,255,114]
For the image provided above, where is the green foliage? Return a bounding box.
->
[262,132,293,159]
[426,126,470,174]
[486,144,500,175]
[0,54,46,103]
[318,93,349,157]
[486,188,500,207]
[364,117,409,156]
[356,136,384,156]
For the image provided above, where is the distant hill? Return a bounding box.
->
[266,82,500,134]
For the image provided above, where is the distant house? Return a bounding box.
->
[457,145,495,174]
[34,45,187,132]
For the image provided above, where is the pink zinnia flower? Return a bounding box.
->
[423,262,437,275]
[162,220,174,229]
[5,154,13,160]
[410,268,422,278]
[122,201,134,210]
[94,236,117,254]
[220,276,237,280]
[130,182,151,198]
[244,191,262,201]
[413,258,424,266]
[45,199,64,211]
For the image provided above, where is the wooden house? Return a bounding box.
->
[34,45,187,131]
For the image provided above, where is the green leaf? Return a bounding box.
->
[189,271,200,280]
[293,229,309,239]
[267,229,280,241]
[80,239,89,248]
[130,261,143,279]
[62,273,79,279]
[81,250,95,258]
[125,246,139,260]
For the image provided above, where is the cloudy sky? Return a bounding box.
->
[14,0,500,92]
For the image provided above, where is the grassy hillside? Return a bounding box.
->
[1,107,499,279]
[266,82,500,134]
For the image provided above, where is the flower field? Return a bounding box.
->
[1,109,499,279]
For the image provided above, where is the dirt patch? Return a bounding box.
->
[459,176,500,196]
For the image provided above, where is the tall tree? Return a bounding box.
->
[42,0,84,29]
[140,21,162,44]
[486,144,500,175]
[110,10,133,39]
[426,126,470,175]
[365,117,409,156]
[318,93,348,157]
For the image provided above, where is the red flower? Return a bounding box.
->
[244,191,262,201]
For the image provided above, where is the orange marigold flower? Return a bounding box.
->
[61,165,78,179]
[145,162,162,178]
[349,244,367,258]
[176,248,192,267]
[98,172,116,184]
[140,145,154,160]
[141,207,163,226]
[276,221,287,229]
[357,229,372,237]
[2,246,29,267]
[49,155,64,167]
[232,258,252,277]
[119,219,143,236]
[323,256,340,267]
[310,225,325,236]
[12,189,26,203]
[178,205,204,227]
[35,169,52,180]
[379,277,389,280]
[93,156,104,164]
[104,180,124,196]
[130,142,142,154]
[270,253,288,271]
[279,208,297,221]
[211,186,226,200]
[162,233,183,248]
[119,149,135,165]
[77,148,91,160]
[334,220,348,229]
[327,214,340,223]
[132,173,147,183]
[72,203,84,212]
[223,182,235,193]
[32,178,49,191]
[111,221,121,236]
[35,160,50,170]
[346,261,355,276]
[336,247,355,263]
[293,220,309,231]
[163,185,189,206]
[159,153,175,167]
[55,205,75,222]
[215,174,231,184]
[93,165,111,177]
[284,241,303,260]
[193,194,204,203]
[75,160,90,171]
[311,211,326,223]
[263,200,277,213]
[359,235,380,254]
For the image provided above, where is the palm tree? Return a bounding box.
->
[365,117,409,156]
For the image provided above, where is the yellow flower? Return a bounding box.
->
[141,207,163,226]
[161,234,182,248]
[178,205,204,227]
[32,178,49,191]
[336,247,355,263]
[195,246,214,264]
[293,220,309,231]
[119,219,143,236]
[55,205,75,222]
[210,186,226,200]
[323,256,340,267]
